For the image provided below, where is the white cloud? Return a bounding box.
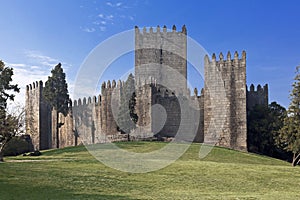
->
[99,26,106,32]
[82,1,135,34]
[5,51,73,108]
[30,66,40,69]
[106,2,113,7]
[106,14,114,20]
[106,2,123,7]
[82,27,96,33]
[25,50,60,68]
[25,50,72,71]
[92,14,114,31]
[7,62,50,107]
[7,63,26,68]
[119,14,134,21]
[98,13,114,21]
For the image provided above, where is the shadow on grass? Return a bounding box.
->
[0,182,133,200]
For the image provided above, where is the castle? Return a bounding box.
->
[25,25,268,151]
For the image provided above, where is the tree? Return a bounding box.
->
[117,74,138,140]
[276,66,300,166]
[247,102,286,157]
[0,60,20,161]
[7,103,26,135]
[43,63,69,148]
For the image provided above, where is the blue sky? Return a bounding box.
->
[0,0,299,108]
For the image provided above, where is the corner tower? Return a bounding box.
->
[204,51,247,151]
[25,81,52,150]
[247,84,268,110]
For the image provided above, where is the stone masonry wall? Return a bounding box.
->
[135,25,187,92]
[247,84,268,110]
[25,81,51,150]
[135,81,153,135]
[51,109,74,149]
[25,25,270,153]
[72,80,122,145]
[204,51,247,151]
[193,88,204,143]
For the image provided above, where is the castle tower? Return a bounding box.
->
[246,84,269,110]
[134,25,188,137]
[135,25,187,92]
[25,81,52,150]
[204,51,247,151]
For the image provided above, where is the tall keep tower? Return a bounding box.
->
[204,51,247,151]
[134,25,188,136]
[135,25,187,92]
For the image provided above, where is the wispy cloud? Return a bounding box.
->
[120,14,135,21]
[6,51,73,107]
[25,50,72,71]
[81,27,96,33]
[98,13,114,21]
[7,62,50,107]
[90,14,115,32]
[99,26,106,32]
[106,2,123,8]
[25,50,60,68]
[80,1,137,33]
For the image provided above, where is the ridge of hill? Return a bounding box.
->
[1,142,299,199]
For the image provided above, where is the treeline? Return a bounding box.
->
[247,66,300,166]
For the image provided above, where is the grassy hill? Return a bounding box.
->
[0,142,299,199]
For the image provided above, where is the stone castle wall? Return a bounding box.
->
[247,84,268,110]
[25,81,51,150]
[25,25,269,152]
[135,25,187,92]
[134,25,190,140]
[51,109,74,149]
[193,88,205,143]
[72,80,123,144]
[26,79,125,150]
[204,51,247,151]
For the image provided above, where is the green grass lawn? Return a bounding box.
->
[1,142,300,199]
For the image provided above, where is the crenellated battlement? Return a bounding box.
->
[204,50,247,151]
[205,51,246,68]
[73,95,102,107]
[135,25,187,35]
[247,84,268,110]
[26,80,44,91]
[135,24,187,93]
[101,79,122,90]
[73,79,124,107]
[247,83,268,93]
[193,87,204,97]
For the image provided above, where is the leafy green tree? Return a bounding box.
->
[43,63,69,148]
[117,74,138,140]
[276,66,300,166]
[0,61,19,110]
[0,60,20,161]
[247,102,286,157]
